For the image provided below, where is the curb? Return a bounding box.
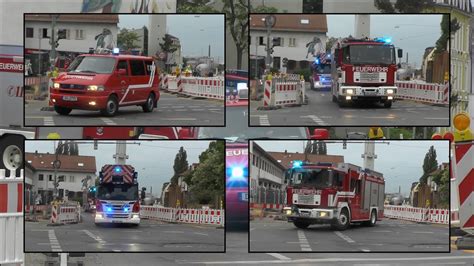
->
[257,106,281,111]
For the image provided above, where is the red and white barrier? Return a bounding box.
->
[181,77,224,100]
[454,141,474,234]
[25,76,49,86]
[261,78,305,108]
[0,169,24,264]
[140,206,224,226]
[395,81,449,106]
[50,204,80,225]
[263,80,272,107]
[384,205,449,224]
[250,203,283,211]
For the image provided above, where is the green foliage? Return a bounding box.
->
[388,128,413,139]
[177,0,219,13]
[375,0,432,13]
[117,28,140,51]
[296,68,312,81]
[435,14,450,53]
[188,141,225,206]
[172,147,188,184]
[420,146,438,184]
[251,5,278,13]
[223,0,248,69]
[159,34,178,54]
[435,168,450,208]
[325,37,338,52]
[302,0,323,13]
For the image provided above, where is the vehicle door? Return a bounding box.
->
[128,59,149,103]
[115,59,131,105]
[350,176,363,220]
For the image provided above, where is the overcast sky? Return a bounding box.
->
[327,14,443,68]
[25,140,214,197]
[255,140,449,196]
[118,14,224,60]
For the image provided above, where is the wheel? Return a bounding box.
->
[384,101,392,108]
[332,208,350,231]
[293,220,311,229]
[142,93,155,112]
[332,95,337,103]
[101,95,119,116]
[364,209,377,227]
[54,105,72,115]
[0,135,24,177]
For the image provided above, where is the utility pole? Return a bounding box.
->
[113,141,128,165]
[49,15,59,71]
[264,15,276,70]
[354,15,370,39]
[361,141,377,170]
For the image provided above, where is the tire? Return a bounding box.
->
[364,209,377,227]
[142,93,155,113]
[384,101,392,108]
[54,105,72,115]
[332,208,350,231]
[293,220,311,229]
[0,135,24,177]
[332,95,337,103]
[101,95,119,117]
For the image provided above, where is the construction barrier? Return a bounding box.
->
[25,76,49,86]
[250,203,284,211]
[181,77,224,100]
[395,81,449,106]
[384,205,449,224]
[140,206,224,226]
[260,78,305,109]
[49,204,80,225]
[454,140,474,235]
[0,169,24,265]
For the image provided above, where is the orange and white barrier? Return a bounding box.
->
[395,81,449,106]
[250,203,284,211]
[181,77,224,100]
[140,206,224,226]
[0,169,24,264]
[261,78,305,108]
[50,204,80,225]
[384,205,449,224]
[25,76,49,86]
[454,141,474,234]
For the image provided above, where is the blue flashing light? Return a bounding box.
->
[106,207,113,212]
[114,166,122,173]
[327,54,331,58]
[124,207,129,212]
[231,167,244,178]
[314,58,320,65]
[112,48,120,55]
[292,160,303,168]
[383,38,392,44]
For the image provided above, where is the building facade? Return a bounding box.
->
[25,152,96,203]
[129,26,148,55]
[250,0,304,12]
[249,14,328,73]
[323,0,396,12]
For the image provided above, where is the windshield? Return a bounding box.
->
[315,64,331,74]
[67,56,116,74]
[197,107,307,141]
[343,45,395,65]
[291,168,343,189]
[97,184,138,201]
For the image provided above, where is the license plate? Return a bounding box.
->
[364,90,377,96]
[238,192,248,202]
[300,212,310,217]
[62,96,77,101]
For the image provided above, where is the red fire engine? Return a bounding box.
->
[284,161,385,230]
[331,37,402,108]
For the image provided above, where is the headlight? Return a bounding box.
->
[319,211,327,217]
[386,89,394,94]
[87,85,104,91]
[53,83,60,89]
[95,214,102,219]
[315,81,321,86]
[132,214,140,219]
[285,209,292,215]
[346,89,354,95]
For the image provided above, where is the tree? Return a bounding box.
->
[302,0,323,13]
[223,0,248,69]
[420,145,438,184]
[171,146,188,184]
[158,34,178,71]
[325,37,338,52]
[375,0,432,13]
[177,0,219,13]
[117,28,140,51]
[251,5,278,13]
[435,15,460,54]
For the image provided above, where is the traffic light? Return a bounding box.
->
[368,127,384,139]
[453,112,473,142]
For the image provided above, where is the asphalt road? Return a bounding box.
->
[250,88,449,126]
[25,232,473,266]
[250,218,449,252]
[24,92,224,126]
[24,211,224,252]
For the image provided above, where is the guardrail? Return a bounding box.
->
[384,205,449,224]
[0,169,24,264]
[140,206,224,226]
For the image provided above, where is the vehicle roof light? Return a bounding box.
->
[292,160,303,168]
[113,48,120,55]
[231,167,244,178]
[114,166,122,173]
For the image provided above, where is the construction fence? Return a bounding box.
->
[161,74,224,100]
[140,206,224,226]
[384,205,449,224]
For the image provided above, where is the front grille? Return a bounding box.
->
[60,84,87,90]
[358,72,380,82]
[297,194,315,204]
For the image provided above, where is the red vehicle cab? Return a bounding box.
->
[50,51,160,116]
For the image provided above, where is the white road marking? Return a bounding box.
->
[413,231,435,234]
[266,253,291,261]
[334,231,355,243]
[187,255,474,264]
[82,230,106,245]
[297,230,312,251]
[101,118,117,125]
[194,232,208,236]
[164,230,184,233]
[48,230,62,252]
[250,228,256,231]
[301,115,328,125]
[259,115,270,126]
[423,117,450,120]
[43,117,55,126]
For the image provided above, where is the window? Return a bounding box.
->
[130,60,146,76]
[75,29,84,40]
[42,28,48,38]
[273,56,281,70]
[258,36,265,46]
[48,175,53,181]
[58,176,65,182]
[117,60,129,74]
[144,60,155,75]
[289,38,296,47]
[70,176,75,182]
[38,174,44,181]
[58,29,70,40]
[26,28,34,38]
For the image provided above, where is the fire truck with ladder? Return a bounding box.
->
[330,15,403,108]
[283,161,385,230]
[94,141,140,226]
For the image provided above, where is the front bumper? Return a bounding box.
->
[50,92,109,110]
[285,207,337,222]
[339,86,396,100]
[94,212,140,224]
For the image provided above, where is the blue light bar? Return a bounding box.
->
[231,167,244,178]
[293,160,303,168]
[114,166,122,173]
[314,58,320,65]
[106,207,113,212]
[112,48,120,55]
[124,207,129,212]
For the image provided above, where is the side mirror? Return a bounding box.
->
[116,68,127,75]
[311,129,329,139]
[397,48,403,58]
[178,128,192,139]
